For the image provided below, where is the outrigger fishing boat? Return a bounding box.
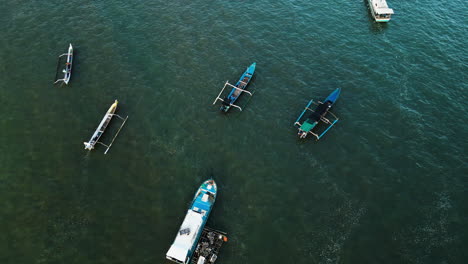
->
[54,43,73,85]
[166,179,218,264]
[212,63,256,112]
[294,88,341,140]
[83,100,128,154]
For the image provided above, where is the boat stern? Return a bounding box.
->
[374,10,393,22]
[83,142,93,150]
[220,105,230,112]
[375,16,392,23]
[297,120,318,138]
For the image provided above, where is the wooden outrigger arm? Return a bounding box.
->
[294,100,314,125]
[316,118,338,140]
[212,81,231,105]
[213,96,243,111]
[228,103,243,111]
[102,114,128,154]
[224,82,253,96]
[212,80,253,105]
[212,81,254,111]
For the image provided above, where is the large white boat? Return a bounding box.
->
[367,0,394,22]
[166,180,217,264]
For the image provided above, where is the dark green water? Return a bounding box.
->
[0,1,467,263]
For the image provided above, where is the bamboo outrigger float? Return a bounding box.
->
[54,43,73,85]
[83,100,128,154]
[213,63,256,112]
[294,88,341,140]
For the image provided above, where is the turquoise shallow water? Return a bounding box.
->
[0,1,467,263]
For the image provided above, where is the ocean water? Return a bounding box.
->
[0,1,466,263]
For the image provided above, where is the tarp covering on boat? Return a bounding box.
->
[309,102,331,122]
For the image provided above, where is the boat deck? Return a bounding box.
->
[190,227,227,264]
[308,101,332,122]
[88,112,114,146]
[231,76,251,98]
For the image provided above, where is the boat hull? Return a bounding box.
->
[63,43,73,84]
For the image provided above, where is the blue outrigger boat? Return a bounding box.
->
[166,180,217,264]
[212,63,256,112]
[294,88,341,140]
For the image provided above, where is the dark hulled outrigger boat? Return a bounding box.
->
[83,100,128,154]
[212,63,256,112]
[294,88,341,140]
[54,43,73,85]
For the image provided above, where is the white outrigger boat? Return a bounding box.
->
[367,0,394,22]
[54,43,73,84]
[83,100,128,154]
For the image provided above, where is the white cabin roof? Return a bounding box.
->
[375,7,394,15]
[371,0,394,14]
[166,210,204,263]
